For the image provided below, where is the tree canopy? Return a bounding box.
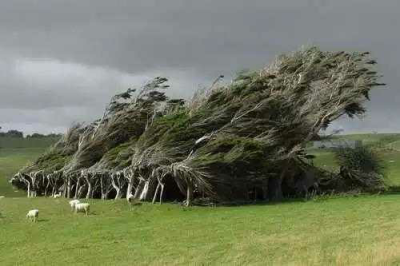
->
[12,47,385,204]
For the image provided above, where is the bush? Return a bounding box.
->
[334,146,385,191]
[335,146,384,175]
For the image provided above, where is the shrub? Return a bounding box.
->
[334,146,385,191]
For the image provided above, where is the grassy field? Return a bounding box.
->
[0,137,58,197]
[3,134,400,265]
[309,133,400,186]
[2,195,400,265]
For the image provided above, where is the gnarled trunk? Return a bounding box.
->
[186,183,193,207]
[126,176,135,201]
[139,180,150,201]
[74,177,81,199]
[66,176,72,198]
[152,183,161,204]
[133,179,144,199]
[86,180,92,199]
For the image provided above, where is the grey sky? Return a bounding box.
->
[0,0,399,134]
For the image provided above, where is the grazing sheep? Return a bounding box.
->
[74,203,90,215]
[26,209,39,222]
[0,196,4,199]
[53,193,62,198]
[69,200,80,211]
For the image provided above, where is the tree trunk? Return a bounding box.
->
[63,179,67,198]
[74,177,81,199]
[100,175,106,200]
[126,176,135,202]
[268,176,283,201]
[91,180,98,198]
[111,176,122,200]
[30,174,37,198]
[186,183,193,207]
[139,180,150,201]
[115,188,121,200]
[21,176,31,198]
[44,179,50,197]
[152,183,160,204]
[51,185,56,197]
[133,179,144,199]
[159,183,165,204]
[78,185,86,198]
[27,182,31,198]
[66,177,72,198]
[86,182,92,199]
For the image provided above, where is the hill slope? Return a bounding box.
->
[309,133,400,186]
[0,137,59,197]
[2,195,400,265]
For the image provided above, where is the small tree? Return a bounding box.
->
[334,146,385,191]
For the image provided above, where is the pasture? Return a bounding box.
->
[2,195,400,265]
[2,135,400,265]
[0,137,58,197]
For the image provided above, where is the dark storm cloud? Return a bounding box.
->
[0,0,399,134]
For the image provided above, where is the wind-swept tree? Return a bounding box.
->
[13,47,384,203]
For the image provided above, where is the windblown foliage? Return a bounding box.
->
[12,47,384,204]
[334,146,385,191]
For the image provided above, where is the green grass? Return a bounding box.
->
[0,137,59,149]
[2,196,400,265]
[0,148,47,197]
[0,137,58,197]
[309,133,400,186]
[3,134,400,264]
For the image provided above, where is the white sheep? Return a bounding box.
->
[0,196,5,199]
[26,209,39,222]
[53,193,62,198]
[74,203,90,215]
[69,199,80,211]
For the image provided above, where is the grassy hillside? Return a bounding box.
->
[2,196,400,265]
[0,137,58,197]
[0,137,58,149]
[309,133,400,186]
[2,134,400,264]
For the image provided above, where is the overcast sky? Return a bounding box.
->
[0,0,399,134]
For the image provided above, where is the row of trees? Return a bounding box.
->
[11,47,385,205]
[0,127,62,139]
[0,129,23,138]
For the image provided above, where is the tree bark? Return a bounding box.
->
[21,175,31,198]
[159,183,165,204]
[139,180,150,201]
[100,174,106,200]
[44,177,50,197]
[51,185,56,197]
[66,176,72,198]
[111,175,122,200]
[86,179,92,199]
[74,177,81,199]
[26,181,31,198]
[78,184,86,198]
[186,183,193,207]
[126,176,135,202]
[30,173,37,198]
[152,183,160,204]
[91,179,99,198]
[133,179,144,199]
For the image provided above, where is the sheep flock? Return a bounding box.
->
[24,199,91,223]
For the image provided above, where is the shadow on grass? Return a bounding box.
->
[193,198,307,208]
[73,212,97,216]
[383,186,400,195]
